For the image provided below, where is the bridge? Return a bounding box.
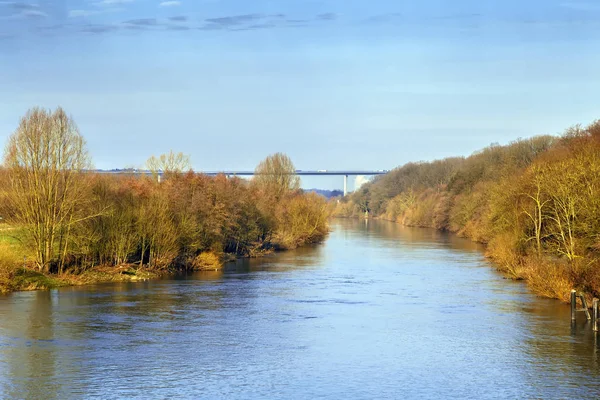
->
[96,169,389,196]
[208,170,389,196]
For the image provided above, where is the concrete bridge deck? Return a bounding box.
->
[95,169,389,195]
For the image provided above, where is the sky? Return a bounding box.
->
[1,0,600,190]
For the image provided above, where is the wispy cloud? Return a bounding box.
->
[96,0,134,5]
[22,9,47,18]
[0,1,48,18]
[69,9,100,17]
[560,1,600,11]
[80,24,118,34]
[196,12,336,32]
[286,19,308,25]
[166,24,189,30]
[37,24,65,32]
[123,18,158,26]
[69,6,126,18]
[363,13,402,24]
[159,1,180,7]
[198,23,224,31]
[205,14,263,27]
[316,13,336,21]
[0,1,40,11]
[232,22,276,31]
[1,5,338,39]
[432,13,482,22]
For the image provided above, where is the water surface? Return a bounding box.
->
[1,219,599,399]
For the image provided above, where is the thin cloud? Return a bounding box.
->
[198,23,225,30]
[69,9,100,17]
[80,24,118,33]
[69,7,124,18]
[123,18,158,26]
[166,24,189,30]
[232,22,276,31]
[561,1,600,11]
[0,1,48,18]
[96,0,134,5]
[205,14,263,26]
[168,15,187,22]
[199,14,287,31]
[286,19,309,27]
[0,2,39,11]
[316,13,336,21]
[22,9,47,18]
[160,1,181,7]
[123,24,146,30]
[37,24,64,31]
[363,12,402,24]
[433,13,482,21]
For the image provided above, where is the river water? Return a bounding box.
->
[1,219,599,399]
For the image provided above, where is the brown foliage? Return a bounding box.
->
[192,252,222,271]
[342,119,600,301]
[273,192,330,249]
[1,110,329,280]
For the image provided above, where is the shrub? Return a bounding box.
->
[192,252,222,271]
[522,257,574,302]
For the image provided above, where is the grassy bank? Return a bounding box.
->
[0,218,327,295]
[335,120,600,303]
[0,224,158,294]
[0,265,161,295]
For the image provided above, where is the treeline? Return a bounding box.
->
[0,107,329,281]
[335,120,600,301]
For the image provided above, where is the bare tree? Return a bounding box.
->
[521,166,549,257]
[3,107,91,272]
[253,153,300,200]
[146,151,192,178]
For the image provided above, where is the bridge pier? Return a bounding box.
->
[343,175,348,196]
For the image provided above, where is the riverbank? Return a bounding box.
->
[0,265,160,294]
[0,236,326,295]
[1,255,241,294]
[337,121,600,304]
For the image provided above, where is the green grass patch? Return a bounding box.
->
[0,224,35,261]
[11,268,68,291]
[0,230,20,245]
[0,224,27,243]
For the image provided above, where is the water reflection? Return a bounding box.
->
[1,219,599,399]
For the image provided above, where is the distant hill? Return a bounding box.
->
[306,189,343,199]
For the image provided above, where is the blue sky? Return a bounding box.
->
[1,0,600,190]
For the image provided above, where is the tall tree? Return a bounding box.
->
[3,107,91,271]
[253,152,300,200]
[146,150,191,179]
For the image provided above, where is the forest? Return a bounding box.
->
[335,120,600,302]
[0,107,329,293]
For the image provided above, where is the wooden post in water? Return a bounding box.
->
[571,290,577,321]
[594,298,599,332]
[579,293,591,320]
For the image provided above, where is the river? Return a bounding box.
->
[1,219,599,399]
